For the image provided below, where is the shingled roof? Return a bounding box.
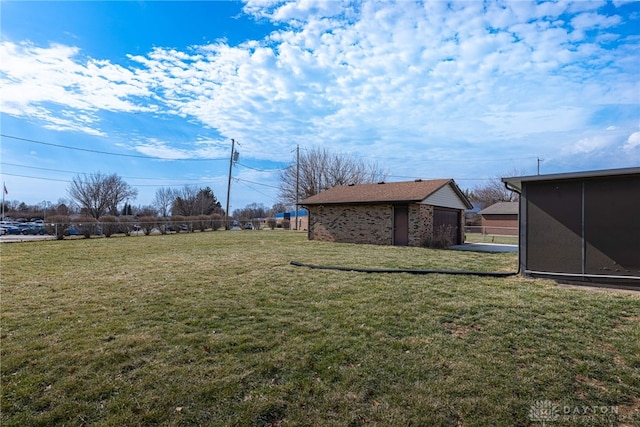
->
[300,179,464,205]
[478,201,519,215]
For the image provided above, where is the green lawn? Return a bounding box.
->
[1,232,639,426]
[464,233,519,245]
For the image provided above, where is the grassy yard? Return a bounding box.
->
[1,232,639,426]
[464,233,519,245]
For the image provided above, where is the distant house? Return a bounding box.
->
[503,167,640,287]
[275,209,308,230]
[299,179,472,246]
[477,201,519,235]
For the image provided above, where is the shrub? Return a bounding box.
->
[100,215,119,238]
[171,215,186,233]
[45,215,71,240]
[157,218,170,234]
[118,216,136,236]
[267,218,277,230]
[195,215,210,232]
[424,224,454,249]
[182,217,196,233]
[138,216,157,235]
[72,216,99,239]
[210,214,223,231]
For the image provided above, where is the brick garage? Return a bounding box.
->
[300,179,472,246]
[478,201,519,235]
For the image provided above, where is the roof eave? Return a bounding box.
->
[502,167,640,191]
[301,199,422,206]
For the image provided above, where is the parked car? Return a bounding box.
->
[62,225,102,236]
[1,225,22,235]
[21,223,45,235]
[63,227,82,236]
[244,223,254,230]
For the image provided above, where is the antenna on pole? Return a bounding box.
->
[225,138,238,229]
[537,157,544,175]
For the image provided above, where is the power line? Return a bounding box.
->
[1,134,227,162]
[386,174,492,181]
[235,177,280,190]
[381,154,540,164]
[236,162,284,173]
[0,171,223,188]
[1,162,230,185]
[0,172,71,183]
[235,180,278,202]
[1,162,186,181]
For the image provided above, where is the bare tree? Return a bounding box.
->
[171,185,199,217]
[279,146,387,205]
[68,172,138,219]
[153,187,176,218]
[233,203,269,221]
[469,169,525,209]
[171,186,222,217]
[137,205,158,217]
[270,202,290,216]
[54,198,73,216]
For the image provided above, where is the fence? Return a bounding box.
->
[465,225,518,236]
[17,217,229,240]
[0,216,292,240]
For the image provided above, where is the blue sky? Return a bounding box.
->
[1,0,639,212]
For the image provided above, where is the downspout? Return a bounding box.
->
[504,181,522,276]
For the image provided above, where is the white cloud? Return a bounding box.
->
[243,0,353,22]
[568,135,616,154]
[623,131,640,152]
[480,108,586,138]
[571,12,622,31]
[0,41,154,133]
[0,0,637,175]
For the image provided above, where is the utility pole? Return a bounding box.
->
[295,144,299,231]
[225,138,238,229]
[537,157,543,175]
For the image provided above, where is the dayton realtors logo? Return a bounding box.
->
[529,399,630,425]
[529,400,560,426]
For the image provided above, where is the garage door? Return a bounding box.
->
[433,208,460,245]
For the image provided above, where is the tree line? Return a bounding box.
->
[2,146,518,224]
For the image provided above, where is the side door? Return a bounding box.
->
[393,205,409,246]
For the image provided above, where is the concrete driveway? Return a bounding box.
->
[450,242,518,253]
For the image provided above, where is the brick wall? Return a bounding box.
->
[408,204,434,246]
[308,204,393,245]
[308,203,437,246]
[480,214,518,235]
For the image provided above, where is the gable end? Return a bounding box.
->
[422,183,470,210]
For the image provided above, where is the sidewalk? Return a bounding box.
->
[450,242,518,253]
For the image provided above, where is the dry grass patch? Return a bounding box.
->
[2,232,639,426]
